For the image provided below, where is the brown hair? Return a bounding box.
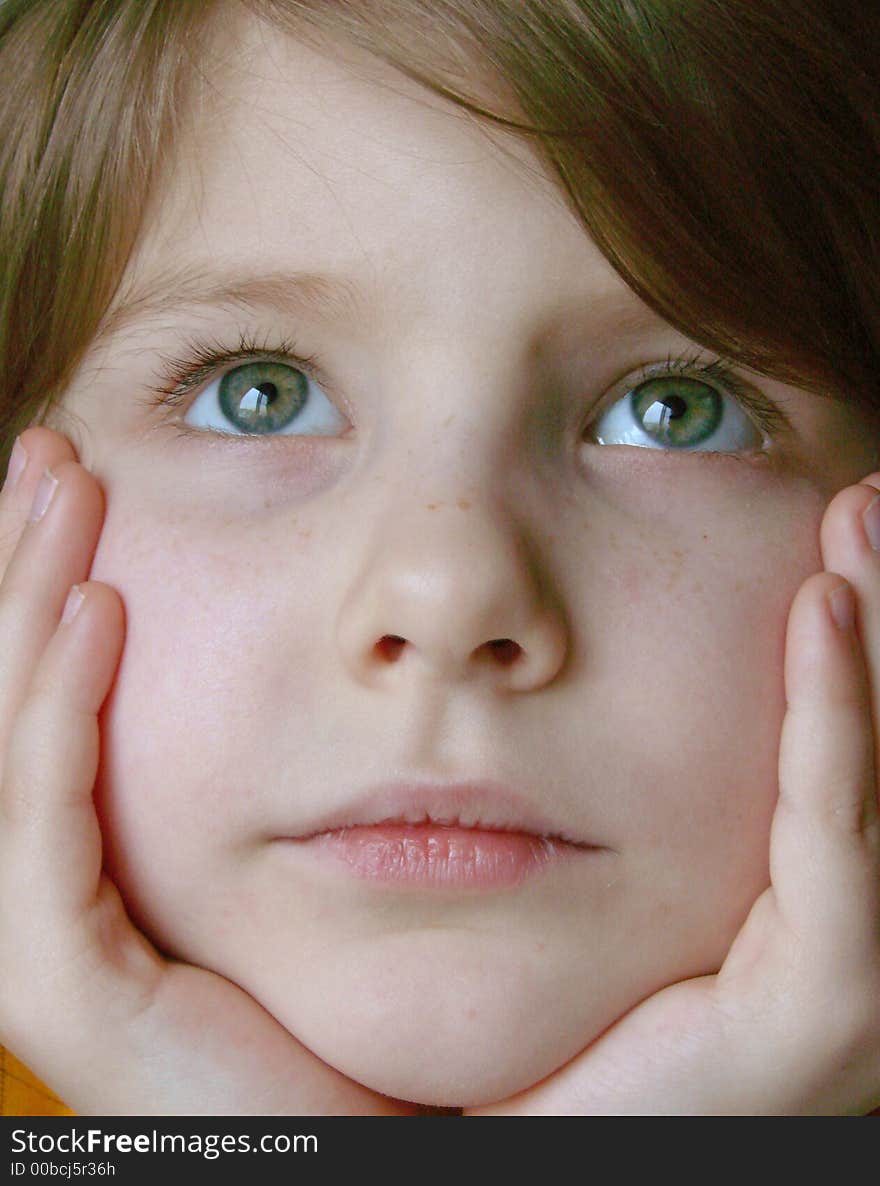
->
[1,0,878,475]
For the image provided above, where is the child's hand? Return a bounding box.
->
[469,475,880,1116]
[0,427,412,1115]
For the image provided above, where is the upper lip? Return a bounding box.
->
[279,780,602,850]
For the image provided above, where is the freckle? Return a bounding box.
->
[426,503,439,511]
[442,415,455,428]
[465,1007,478,1021]
[457,499,471,510]
[622,563,641,601]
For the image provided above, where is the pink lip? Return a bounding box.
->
[275,780,608,891]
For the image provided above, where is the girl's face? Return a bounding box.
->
[37,18,876,1105]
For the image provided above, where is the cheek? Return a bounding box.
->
[88,501,327,936]
[590,455,825,724]
[586,463,826,913]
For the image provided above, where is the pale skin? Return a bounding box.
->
[0,19,878,1113]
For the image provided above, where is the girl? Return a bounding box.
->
[0,0,878,1114]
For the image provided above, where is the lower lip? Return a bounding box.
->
[295,823,579,890]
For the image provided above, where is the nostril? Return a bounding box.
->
[485,638,522,666]
[374,634,407,662]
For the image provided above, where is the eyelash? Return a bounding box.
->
[139,331,788,444]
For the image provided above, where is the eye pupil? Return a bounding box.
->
[241,382,279,412]
[664,395,686,420]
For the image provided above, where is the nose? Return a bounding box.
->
[335,496,569,693]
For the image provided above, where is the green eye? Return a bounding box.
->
[218,361,309,435]
[630,377,722,448]
[592,369,765,453]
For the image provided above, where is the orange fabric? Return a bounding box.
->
[0,1044,74,1116]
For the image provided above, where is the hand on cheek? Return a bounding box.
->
[0,427,413,1116]
[468,476,880,1116]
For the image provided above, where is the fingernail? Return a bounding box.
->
[828,583,854,631]
[2,437,28,494]
[61,585,85,625]
[863,493,880,550]
[28,468,58,523]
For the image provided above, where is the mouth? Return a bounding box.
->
[273,780,609,891]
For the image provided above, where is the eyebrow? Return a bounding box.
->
[94,264,365,345]
[93,258,678,366]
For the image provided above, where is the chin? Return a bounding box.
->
[228,930,620,1109]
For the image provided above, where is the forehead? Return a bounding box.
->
[119,8,641,341]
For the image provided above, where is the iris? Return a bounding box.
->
[630,377,722,447]
[218,362,308,434]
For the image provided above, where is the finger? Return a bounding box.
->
[0,579,125,926]
[0,457,105,767]
[820,480,880,771]
[772,568,879,956]
[850,470,880,497]
[0,427,78,565]
[0,571,161,1095]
